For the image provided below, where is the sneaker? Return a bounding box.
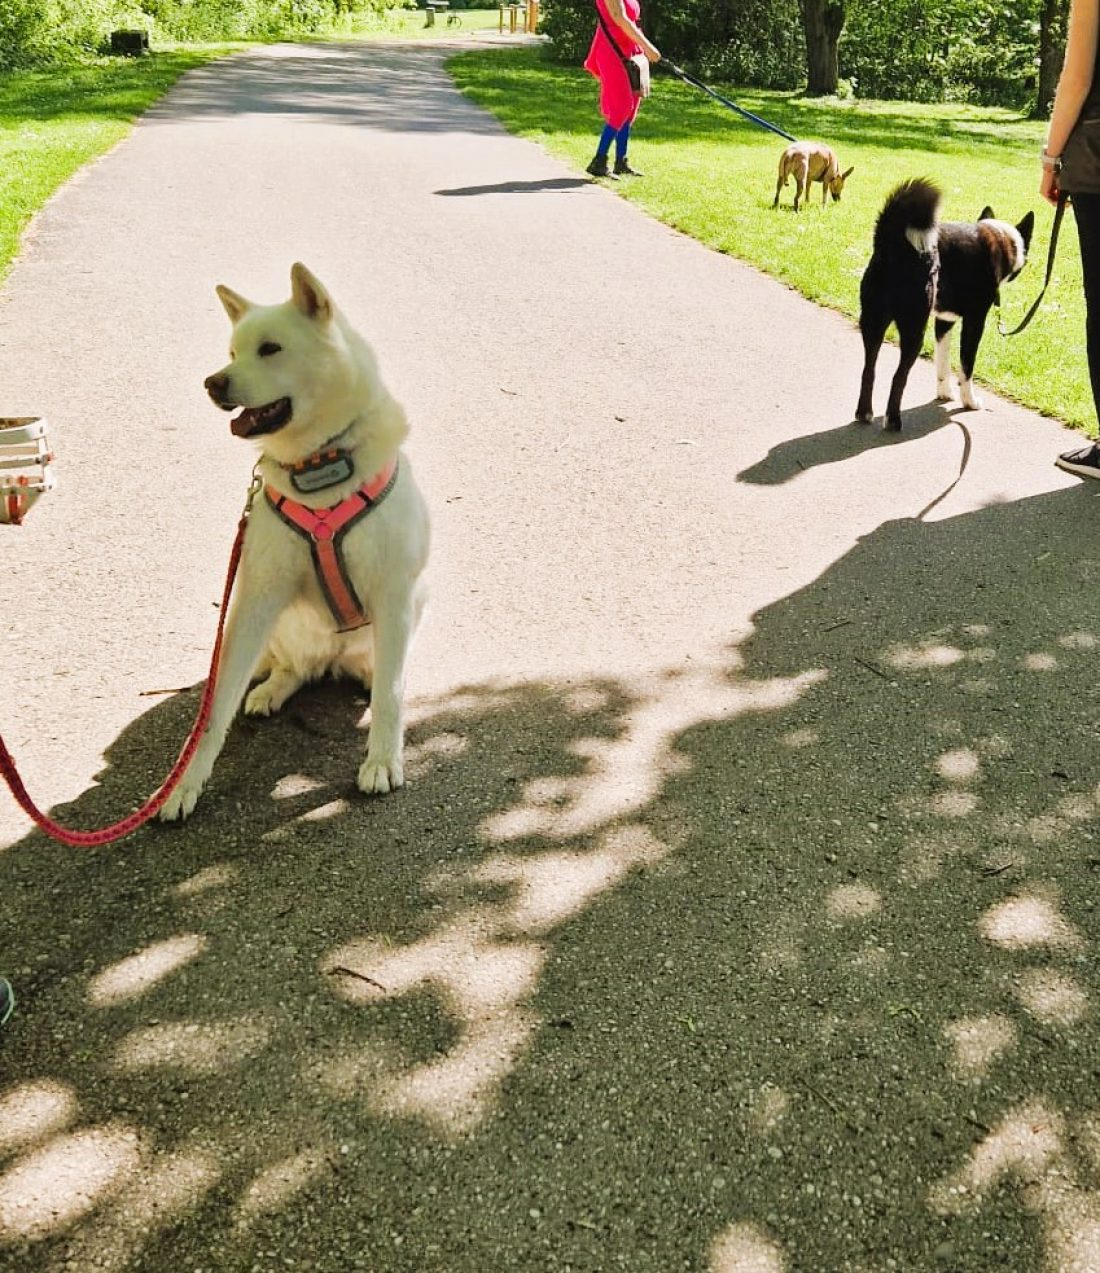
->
[614,158,643,176]
[1055,443,1100,479]
[0,978,14,1027]
[585,155,617,179]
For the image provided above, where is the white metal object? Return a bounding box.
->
[0,417,54,525]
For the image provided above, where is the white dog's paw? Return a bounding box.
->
[159,775,205,822]
[357,753,404,796]
[245,679,284,718]
[936,380,954,402]
[959,380,983,410]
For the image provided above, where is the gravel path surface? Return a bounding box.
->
[1,38,1098,1273]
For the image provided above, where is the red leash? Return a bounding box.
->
[0,502,252,847]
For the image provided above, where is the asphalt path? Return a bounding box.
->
[1,37,1099,1273]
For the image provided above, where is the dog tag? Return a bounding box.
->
[289,449,355,494]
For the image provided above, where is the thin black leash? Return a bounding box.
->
[660,60,798,143]
[996,192,1066,337]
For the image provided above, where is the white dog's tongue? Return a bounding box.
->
[230,406,261,437]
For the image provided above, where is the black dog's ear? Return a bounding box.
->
[1017,209,1036,245]
[979,205,995,221]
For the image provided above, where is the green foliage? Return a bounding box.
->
[841,0,1041,107]
[0,0,403,68]
[541,0,804,87]
[541,0,1044,107]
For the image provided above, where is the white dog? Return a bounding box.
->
[161,263,429,821]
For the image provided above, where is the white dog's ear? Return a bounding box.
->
[215,284,253,323]
[290,263,333,323]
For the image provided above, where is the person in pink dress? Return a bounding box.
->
[583,0,661,178]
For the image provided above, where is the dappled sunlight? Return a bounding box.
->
[370,1011,538,1135]
[710,1221,787,1272]
[234,1149,329,1230]
[1023,652,1059,672]
[932,1101,1100,1273]
[929,1099,1062,1216]
[1015,970,1090,1028]
[780,727,818,749]
[935,748,981,783]
[943,1014,1018,1082]
[980,892,1083,953]
[270,772,326,799]
[747,1084,789,1137]
[471,824,668,934]
[897,829,973,886]
[927,790,979,818]
[483,663,826,843]
[113,1017,272,1076]
[41,1145,220,1273]
[88,933,207,1007]
[1060,631,1098,651]
[0,1124,142,1240]
[263,798,351,842]
[825,882,881,921]
[0,1081,77,1156]
[886,642,965,670]
[323,818,671,1133]
[404,730,469,781]
[325,918,546,1135]
[171,863,237,898]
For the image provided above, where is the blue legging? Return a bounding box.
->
[597,121,632,159]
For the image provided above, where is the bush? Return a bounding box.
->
[0,0,405,68]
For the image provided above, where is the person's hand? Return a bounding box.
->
[644,41,661,62]
[1040,163,1061,207]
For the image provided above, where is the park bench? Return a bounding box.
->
[498,0,539,33]
[424,1,449,27]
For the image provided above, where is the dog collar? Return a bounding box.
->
[265,458,398,632]
[280,422,362,494]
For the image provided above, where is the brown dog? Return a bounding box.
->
[772,142,853,211]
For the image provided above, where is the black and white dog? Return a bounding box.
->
[855,178,1034,431]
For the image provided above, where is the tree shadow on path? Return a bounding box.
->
[1,482,1100,1272]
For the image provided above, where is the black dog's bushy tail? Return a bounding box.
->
[873,178,942,253]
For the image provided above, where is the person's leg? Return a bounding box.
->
[586,123,619,178]
[614,122,642,176]
[1058,192,1100,477]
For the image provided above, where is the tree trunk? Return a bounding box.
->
[1033,0,1070,119]
[800,0,844,95]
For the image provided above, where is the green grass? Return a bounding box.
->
[449,47,1093,432]
[0,48,235,280]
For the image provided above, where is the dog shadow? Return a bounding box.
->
[737,399,965,486]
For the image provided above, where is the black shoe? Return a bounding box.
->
[585,155,617,179]
[0,978,14,1027]
[614,157,642,176]
[1055,443,1100,479]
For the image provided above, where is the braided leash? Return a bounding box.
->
[0,474,260,846]
[996,193,1066,337]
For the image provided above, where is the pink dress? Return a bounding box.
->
[584,0,643,130]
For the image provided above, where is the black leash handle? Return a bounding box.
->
[660,60,798,143]
[997,192,1066,337]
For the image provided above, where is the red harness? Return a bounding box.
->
[265,458,398,632]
